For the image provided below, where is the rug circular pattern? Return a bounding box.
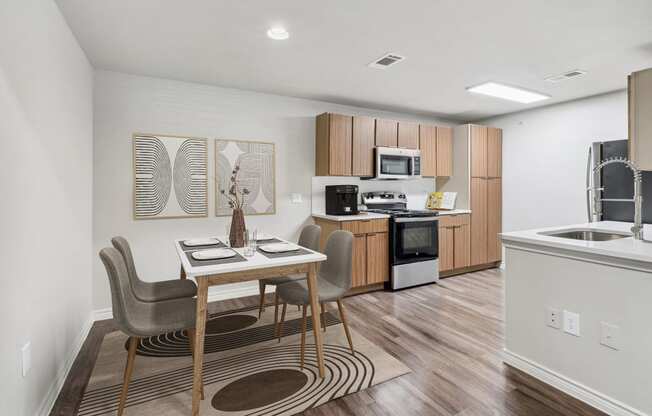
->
[205,314,258,334]
[211,369,308,411]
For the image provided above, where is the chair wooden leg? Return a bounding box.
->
[337,300,354,354]
[187,328,204,400]
[258,281,266,318]
[273,291,279,331]
[117,337,139,416]
[320,302,327,332]
[297,305,301,312]
[300,304,307,369]
[277,302,287,342]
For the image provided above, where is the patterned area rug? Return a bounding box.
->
[78,303,410,416]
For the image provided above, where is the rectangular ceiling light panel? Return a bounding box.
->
[466,82,550,104]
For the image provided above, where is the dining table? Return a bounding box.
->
[174,235,327,416]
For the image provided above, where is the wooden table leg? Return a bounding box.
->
[180,265,187,280]
[306,263,325,377]
[191,278,208,416]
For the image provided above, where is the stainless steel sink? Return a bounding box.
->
[540,229,631,241]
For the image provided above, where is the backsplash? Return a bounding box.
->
[311,176,436,213]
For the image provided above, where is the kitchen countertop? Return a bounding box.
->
[500,221,652,266]
[312,212,390,221]
[432,209,472,216]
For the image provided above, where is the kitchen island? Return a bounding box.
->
[500,221,652,416]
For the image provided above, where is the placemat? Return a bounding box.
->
[184,249,248,267]
[256,242,313,259]
[180,238,226,251]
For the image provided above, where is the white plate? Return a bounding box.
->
[259,242,301,253]
[255,232,275,241]
[191,248,236,260]
[184,238,220,247]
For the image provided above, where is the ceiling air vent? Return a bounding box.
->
[545,69,587,83]
[368,53,406,69]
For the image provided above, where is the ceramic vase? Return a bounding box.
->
[229,208,246,247]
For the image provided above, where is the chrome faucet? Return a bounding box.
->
[592,157,645,240]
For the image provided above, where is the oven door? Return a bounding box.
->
[392,217,438,265]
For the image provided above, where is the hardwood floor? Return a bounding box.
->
[49,269,605,416]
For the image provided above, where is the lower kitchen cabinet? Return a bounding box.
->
[313,217,389,289]
[438,214,471,273]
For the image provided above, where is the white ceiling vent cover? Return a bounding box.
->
[368,53,406,69]
[545,69,587,83]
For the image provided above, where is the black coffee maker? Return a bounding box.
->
[325,185,359,215]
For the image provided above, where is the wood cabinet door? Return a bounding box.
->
[487,178,502,263]
[351,234,367,287]
[352,116,375,176]
[487,127,502,178]
[436,126,453,177]
[398,121,419,149]
[375,119,398,147]
[438,224,455,272]
[328,113,353,176]
[419,124,437,177]
[366,232,389,284]
[454,223,471,269]
[470,177,488,266]
[470,125,488,178]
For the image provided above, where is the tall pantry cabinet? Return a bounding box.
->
[440,124,502,270]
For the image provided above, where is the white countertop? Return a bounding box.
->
[432,209,472,216]
[501,221,652,265]
[175,236,326,278]
[311,212,390,221]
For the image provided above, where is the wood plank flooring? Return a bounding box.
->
[49,268,606,416]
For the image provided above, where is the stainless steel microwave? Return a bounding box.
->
[374,147,421,179]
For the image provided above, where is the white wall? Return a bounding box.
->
[480,91,628,232]
[0,1,93,415]
[93,70,453,311]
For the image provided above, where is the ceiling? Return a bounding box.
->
[56,0,652,120]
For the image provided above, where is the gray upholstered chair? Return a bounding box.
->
[276,230,354,368]
[257,225,321,324]
[112,236,197,302]
[99,247,204,416]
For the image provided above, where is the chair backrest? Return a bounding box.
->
[112,236,152,302]
[99,247,143,336]
[298,224,321,252]
[319,230,353,290]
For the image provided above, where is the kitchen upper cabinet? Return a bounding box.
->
[487,127,502,178]
[470,125,488,178]
[487,178,502,263]
[398,121,419,149]
[352,116,375,176]
[315,113,352,176]
[366,232,389,284]
[436,127,453,177]
[419,124,437,177]
[470,177,488,266]
[629,68,652,170]
[375,119,398,147]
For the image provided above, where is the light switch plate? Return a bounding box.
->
[600,322,620,350]
[546,307,561,329]
[290,193,302,204]
[21,342,31,377]
[563,310,581,336]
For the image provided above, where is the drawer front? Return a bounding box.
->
[438,214,470,228]
[341,219,388,234]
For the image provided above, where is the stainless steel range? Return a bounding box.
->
[362,191,439,290]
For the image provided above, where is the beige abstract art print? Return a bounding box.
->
[215,139,276,216]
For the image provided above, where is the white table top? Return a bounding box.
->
[175,236,327,278]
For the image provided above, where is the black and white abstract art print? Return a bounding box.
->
[133,134,208,219]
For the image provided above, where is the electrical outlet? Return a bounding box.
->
[563,310,581,336]
[600,322,620,350]
[546,307,561,329]
[21,342,31,377]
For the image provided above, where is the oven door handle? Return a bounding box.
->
[394,217,439,223]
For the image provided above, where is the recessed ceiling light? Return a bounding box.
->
[267,27,289,40]
[466,82,550,104]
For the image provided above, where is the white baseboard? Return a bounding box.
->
[92,281,274,321]
[503,349,646,416]
[35,314,95,416]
